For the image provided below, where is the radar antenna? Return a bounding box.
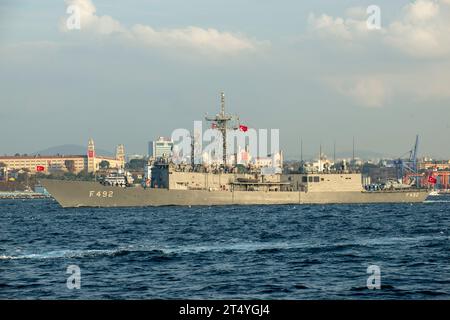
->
[205,92,238,166]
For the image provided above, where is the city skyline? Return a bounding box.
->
[1,0,450,158]
[0,136,436,162]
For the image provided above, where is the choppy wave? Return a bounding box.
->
[0,249,129,260]
[2,234,447,261]
[0,255,15,260]
[2,200,450,299]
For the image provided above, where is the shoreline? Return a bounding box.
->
[0,191,50,200]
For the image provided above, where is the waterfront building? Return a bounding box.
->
[148,137,173,159]
[418,160,450,171]
[0,139,125,174]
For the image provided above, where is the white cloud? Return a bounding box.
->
[61,0,263,55]
[345,6,367,20]
[307,13,369,41]
[385,0,450,58]
[308,0,450,59]
[307,0,450,107]
[63,0,125,34]
[325,76,389,108]
[345,78,387,108]
[324,65,450,108]
[130,25,256,54]
[404,0,439,22]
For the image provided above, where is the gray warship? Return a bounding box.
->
[40,94,430,207]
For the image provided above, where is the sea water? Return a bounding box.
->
[0,197,449,299]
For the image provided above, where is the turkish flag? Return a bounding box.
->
[36,165,45,172]
[428,175,437,184]
[239,125,248,132]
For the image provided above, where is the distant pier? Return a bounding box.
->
[0,192,50,200]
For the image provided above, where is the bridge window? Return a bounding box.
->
[314,176,320,183]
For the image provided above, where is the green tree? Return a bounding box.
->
[76,170,95,181]
[64,160,76,173]
[125,159,146,171]
[17,169,30,183]
[99,160,110,170]
[0,162,7,181]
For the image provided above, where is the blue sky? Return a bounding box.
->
[1,0,450,159]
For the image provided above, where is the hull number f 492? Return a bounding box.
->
[406,192,420,198]
[89,191,114,198]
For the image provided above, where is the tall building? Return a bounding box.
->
[148,137,173,159]
[116,144,125,167]
[86,139,125,172]
[87,138,96,173]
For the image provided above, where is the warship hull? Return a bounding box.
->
[40,179,430,208]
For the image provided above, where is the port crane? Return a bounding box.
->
[395,135,420,186]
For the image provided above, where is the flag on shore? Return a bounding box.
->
[428,175,437,184]
[36,166,45,172]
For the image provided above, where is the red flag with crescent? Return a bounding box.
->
[239,125,248,132]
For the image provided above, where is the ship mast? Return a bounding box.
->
[205,92,237,167]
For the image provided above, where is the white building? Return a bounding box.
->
[250,151,283,169]
[148,137,173,159]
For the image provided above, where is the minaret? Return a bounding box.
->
[87,138,96,173]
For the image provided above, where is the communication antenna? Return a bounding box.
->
[333,140,336,164]
[299,138,304,173]
[352,136,355,163]
[300,138,303,163]
[190,133,195,168]
[319,143,322,172]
